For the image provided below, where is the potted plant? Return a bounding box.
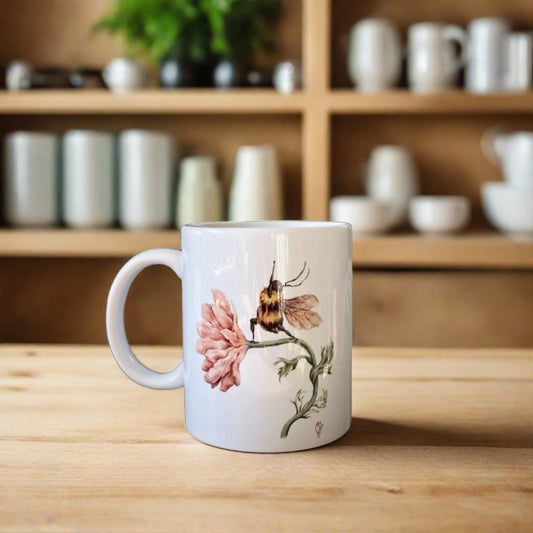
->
[207,0,282,88]
[93,0,213,87]
[94,0,281,88]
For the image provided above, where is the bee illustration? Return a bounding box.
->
[250,261,322,341]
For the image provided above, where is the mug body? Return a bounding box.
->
[505,33,533,92]
[466,17,510,93]
[63,130,115,228]
[119,129,176,230]
[348,18,401,92]
[4,131,59,227]
[181,221,352,452]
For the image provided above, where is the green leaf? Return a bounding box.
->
[274,355,306,382]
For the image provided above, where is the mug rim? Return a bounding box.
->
[183,220,351,231]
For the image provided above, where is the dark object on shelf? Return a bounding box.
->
[69,68,105,89]
[0,65,5,89]
[246,68,274,88]
[159,58,194,88]
[213,60,245,89]
[31,68,74,89]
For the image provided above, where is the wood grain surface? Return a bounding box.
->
[1,345,532,532]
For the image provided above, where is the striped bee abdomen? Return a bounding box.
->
[257,287,283,332]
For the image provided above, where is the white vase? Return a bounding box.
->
[229,145,283,221]
[175,156,224,227]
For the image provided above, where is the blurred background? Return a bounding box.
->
[0,0,532,348]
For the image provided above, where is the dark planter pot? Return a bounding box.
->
[213,60,246,89]
[159,58,195,88]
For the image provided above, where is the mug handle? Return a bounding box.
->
[106,248,184,390]
[442,25,468,71]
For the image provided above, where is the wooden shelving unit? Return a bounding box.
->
[1,0,533,346]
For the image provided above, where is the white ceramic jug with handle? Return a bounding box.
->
[482,128,533,186]
[407,23,467,93]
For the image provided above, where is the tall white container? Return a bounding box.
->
[119,129,176,230]
[4,131,59,227]
[62,130,115,228]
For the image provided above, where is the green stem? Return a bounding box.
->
[247,337,319,438]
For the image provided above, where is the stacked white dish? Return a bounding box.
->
[481,129,533,238]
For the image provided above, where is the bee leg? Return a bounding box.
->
[281,326,297,339]
[250,317,258,341]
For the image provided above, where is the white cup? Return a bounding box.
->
[504,32,533,92]
[228,145,283,221]
[175,156,224,227]
[407,23,466,93]
[365,145,419,226]
[118,130,177,230]
[330,196,392,236]
[482,129,533,186]
[103,58,146,93]
[4,131,59,227]
[466,17,510,93]
[409,196,470,235]
[62,130,116,229]
[348,18,402,93]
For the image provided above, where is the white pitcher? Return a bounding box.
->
[482,129,533,186]
[348,18,402,93]
[407,23,467,93]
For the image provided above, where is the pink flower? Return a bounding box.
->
[196,289,249,392]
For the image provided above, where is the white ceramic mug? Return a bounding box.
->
[365,145,419,226]
[62,130,115,228]
[106,221,352,452]
[466,18,510,93]
[407,23,467,93]
[4,131,59,227]
[103,58,146,93]
[348,18,402,93]
[482,129,533,186]
[118,130,177,230]
[228,145,283,221]
[504,32,533,92]
[175,156,224,227]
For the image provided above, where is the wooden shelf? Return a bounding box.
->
[0,89,305,115]
[1,230,532,269]
[0,229,180,257]
[328,90,533,115]
[353,233,533,269]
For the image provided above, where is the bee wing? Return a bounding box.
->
[282,294,322,330]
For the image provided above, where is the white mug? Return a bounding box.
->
[229,145,283,221]
[466,17,510,93]
[504,32,533,92]
[407,23,466,93]
[348,18,402,93]
[62,130,115,228]
[175,156,224,227]
[482,129,533,186]
[119,130,177,230]
[103,58,146,93]
[365,145,419,226]
[106,221,352,452]
[4,131,59,227]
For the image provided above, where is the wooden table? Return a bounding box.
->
[1,345,532,532]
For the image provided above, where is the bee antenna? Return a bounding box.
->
[284,262,310,288]
[269,260,276,284]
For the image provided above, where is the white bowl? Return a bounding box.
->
[482,182,533,239]
[330,196,392,236]
[409,196,470,235]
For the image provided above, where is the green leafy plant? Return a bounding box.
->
[93,0,281,63]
